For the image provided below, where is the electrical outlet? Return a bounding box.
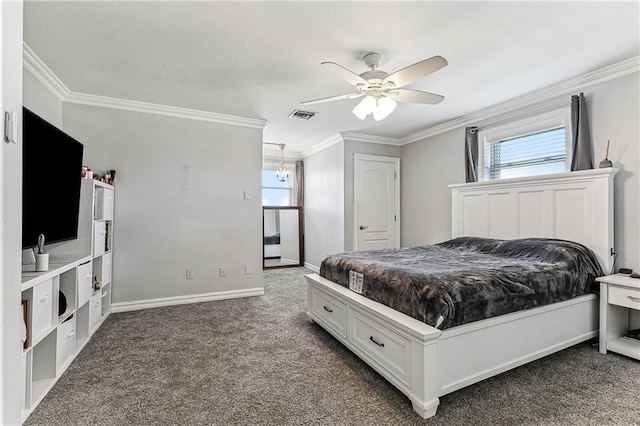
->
[243,190,250,200]
[245,265,252,275]
[186,269,194,280]
[219,266,227,277]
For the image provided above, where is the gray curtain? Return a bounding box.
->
[294,160,304,206]
[465,127,479,182]
[570,93,593,171]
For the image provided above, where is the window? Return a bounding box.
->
[262,165,295,206]
[478,108,571,181]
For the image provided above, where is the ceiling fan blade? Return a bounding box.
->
[321,62,368,86]
[386,89,444,104]
[382,55,448,88]
[300,92,363,105]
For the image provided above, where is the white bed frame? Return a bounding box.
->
[306,168,617,419]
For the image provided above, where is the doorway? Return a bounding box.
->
[353,154,400,251]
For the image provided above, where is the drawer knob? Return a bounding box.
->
[369,336,385,347]
[323,305,333,313]
[628,295,640,302]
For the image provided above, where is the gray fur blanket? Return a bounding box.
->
[319,237,603,329]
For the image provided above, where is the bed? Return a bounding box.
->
[305,168,617,419]
[264,233,281,259]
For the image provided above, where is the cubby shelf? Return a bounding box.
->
[20,179,114,423]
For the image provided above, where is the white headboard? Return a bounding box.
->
[449,168,617,273]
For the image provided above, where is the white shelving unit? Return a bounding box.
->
[20,179,115,423]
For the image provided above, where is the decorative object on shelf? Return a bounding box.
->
[35,233,49,272]
[58,290,70,318]
[599,140,613,168]
[105,169,116,185]
[622,328,640,343]
[275,144,290,182]
[92,275,101,292]
[21,300,29,350]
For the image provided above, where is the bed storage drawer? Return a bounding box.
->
[608,284,640,310]
[349,308,411,385]
[310,287,347,338]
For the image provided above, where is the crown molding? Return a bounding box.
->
[23,43,267,130]
[64,92,267,129]
[22,43,70,101]
[401,55,640,145]
[341,132,402,146]
[303,133,344,158]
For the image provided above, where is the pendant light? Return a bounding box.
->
[275,144,290,182]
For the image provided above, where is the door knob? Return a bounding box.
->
[359,225,368,230]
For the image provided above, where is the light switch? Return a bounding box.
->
[243,190,251,200]
[4,111,18,144]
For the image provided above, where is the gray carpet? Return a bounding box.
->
[26,268,640,426]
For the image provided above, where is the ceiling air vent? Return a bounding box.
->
[288,109,317,120]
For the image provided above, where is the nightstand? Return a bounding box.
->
[597,275,640,360]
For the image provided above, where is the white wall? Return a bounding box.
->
[304,141,344,269]
[401,72,640,269]
[23,69,62,127]
[343,140,401,251]
[63,103,264,304]
[2,1,24,423]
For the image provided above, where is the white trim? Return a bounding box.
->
[64,92,267,129]
[303,133,343,158]
[353,154,401,251]
[111,287,264,313]
[304,262,320,273]
[401,55,640,145]
[22,43,70,101]
[341,132,402,146]
[22,43,267,129]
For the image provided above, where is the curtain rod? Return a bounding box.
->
[470,99,571,134]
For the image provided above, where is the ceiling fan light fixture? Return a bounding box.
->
[352,95,377,120]
[373,96,397,121]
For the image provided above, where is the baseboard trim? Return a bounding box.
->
[111,287,265,313]
[304,262,320,273]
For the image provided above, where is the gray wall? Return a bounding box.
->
[303,139,401,269]
[303,141,344,268]
[2,2,24,423]
[401,72,640,269]
[23,69,62,127]
[401,128,464,247]
[343,140,401,251]
[62,103,264,304]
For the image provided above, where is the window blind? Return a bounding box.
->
[484,127,566,180]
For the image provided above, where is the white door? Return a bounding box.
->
[354,155,399,251]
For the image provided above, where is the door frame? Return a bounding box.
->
[353,154,400,251]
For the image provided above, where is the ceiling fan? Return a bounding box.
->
[301,52,448,121]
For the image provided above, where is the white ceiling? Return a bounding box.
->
[24,1,639,157]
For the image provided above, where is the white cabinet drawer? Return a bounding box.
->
[349,309,411,385]
[32,279,54,340]
[95,187,114,221]
[310,287,347,338]
[77,261,93,307]
[56,317,75,371]
[608,285,640,310]
[89,293,102,331]
[93,221,106,257]
[102,252,112,286]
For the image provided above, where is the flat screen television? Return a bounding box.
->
[22,107,84,249]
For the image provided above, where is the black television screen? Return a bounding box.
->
[22,107,84,249]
